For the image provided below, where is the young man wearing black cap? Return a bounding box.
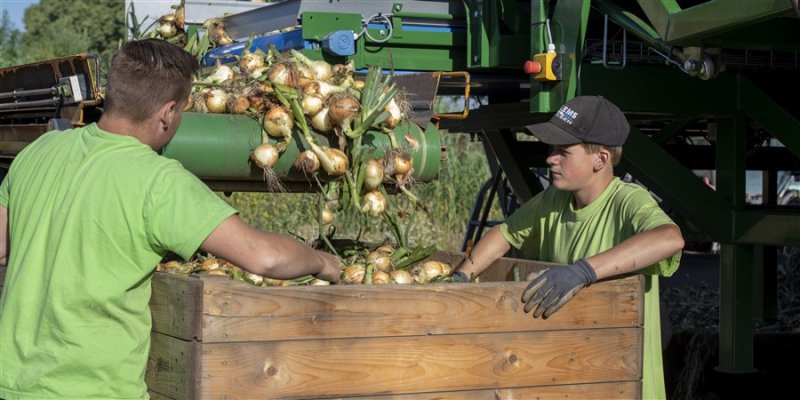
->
[453,96,684,399]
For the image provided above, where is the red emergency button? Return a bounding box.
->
[524,60,542,74]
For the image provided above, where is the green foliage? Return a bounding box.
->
[224,133,505,251]
[20,17,92,63]
[0,10,23,68]
[22,0,125,62]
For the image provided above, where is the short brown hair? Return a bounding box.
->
[103,39,199,121]
[581,143,623,166]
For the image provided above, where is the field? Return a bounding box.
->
[224,131,504,252]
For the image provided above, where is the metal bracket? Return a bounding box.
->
[602,14,627,70]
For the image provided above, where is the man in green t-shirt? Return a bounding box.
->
[452,96,684,399]
[0,39,340,399]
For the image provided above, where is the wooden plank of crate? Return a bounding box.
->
[427,252,554,282]
[200,328,642,399]
[146,332,202,400]
[146,390,176,400]
[336,381,641,399]
[150,273,204,340]
[200,275,643,342]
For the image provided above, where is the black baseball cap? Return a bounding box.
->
[524,96,630,147]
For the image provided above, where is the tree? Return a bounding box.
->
[22,0,124,61]
[0,10,22,68]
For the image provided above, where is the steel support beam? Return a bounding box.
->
[739,76,800,160]
[666,0,793,44]
[482,129,541,203]
[619,127,734,241]
[715,116,756,373]
[592,0,674,54]
[634,0,681,40]
[650,117,696,144]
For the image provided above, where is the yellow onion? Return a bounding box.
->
[244,272,264,286]
[207,269,229,276]
[250,143,280,169]
[319,206,335,225]
[384,97,403,128]
[294,150,320,173]
[290,49,332,82]
[328,95,360,125]
[367,249,392,273]
[183,92,194,112]
[268,61,297,87]
[175,2,185,29]
[364,159,385,191]
[205,89,228,113]
[377,245,395,255]
[226,93,250,114]
[296,64,315,87]
[353,80,366,90]
[342,264,366,284]
[323,148,348,176]
[301,94,324,116]
[372,271,390,285]
[211,26,233,46]
[390,270,413,285]
[393,152,413,176]
[207,64,234,84]
[246,88,266,112]
[413,261,445,283]
[263,106,293,138]
[262,277,285,286]
[311,108,333,132]
[239,53,265,75]
[362,190,386,217]
[156,21,177,39]
[310,278,331,286]
[302,80,341,99]
[200,258,220,271]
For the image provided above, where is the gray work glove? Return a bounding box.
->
[450,270,469,283]
[521,259,597,318]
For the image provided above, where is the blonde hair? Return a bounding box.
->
[580,143,623,166]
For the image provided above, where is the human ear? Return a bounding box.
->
[159,101,178,131]
[595,149,610,171]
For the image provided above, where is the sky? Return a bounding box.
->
[0,0,39,31]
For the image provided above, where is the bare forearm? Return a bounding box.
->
[587,224,684,280]
[200,216,333,279]
[457,226,511,278]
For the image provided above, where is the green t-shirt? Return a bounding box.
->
[0,124,237,399]
[500,177,681,400]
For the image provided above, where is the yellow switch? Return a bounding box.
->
[532,52,559,81]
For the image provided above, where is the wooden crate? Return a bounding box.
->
[145,256,644,399]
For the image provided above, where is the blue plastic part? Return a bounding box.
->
[321,30,356,57]
[201,29,304,68]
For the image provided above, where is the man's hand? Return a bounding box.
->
[521,259,597,318]
[314,250,342,283]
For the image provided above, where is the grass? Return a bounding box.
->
[223,132,505,252]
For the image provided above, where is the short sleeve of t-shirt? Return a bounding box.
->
[620,187,681,277]
[144,161,237,260]
[500,191,545,260]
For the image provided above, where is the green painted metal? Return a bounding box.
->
[619,126,734,242]
[717,244,757,373]
[714,19,800,52]
[579,64,738,115]
[529,0,552,113]
[635,0,682,40]
[593,0,673,54]
[161,113,440,182]
[361,122,442,183]
[529,0,592,113]
[650,117,696,144]
[666,0,793,45]
[739,76,800,160]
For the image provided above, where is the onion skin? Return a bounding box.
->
[226,94,250,114]
[342,264,366,284]
[328,95,360,125]
[393,153,413,176]
[301,95,324,116]
[367,249,392,273]
[363,159,385,191]
[250,143,280,169]
[206,90,228,113]
[323,148,348,176]
[390,270,413,285]
[311,108,333,132]
[268,62,297,87]
[372,271,390,285]
[294,150,320,174]
[362,190,387,217]
[263,106,294,138]
[319,206,335,225]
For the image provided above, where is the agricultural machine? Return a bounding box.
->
[1,0,799,383]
